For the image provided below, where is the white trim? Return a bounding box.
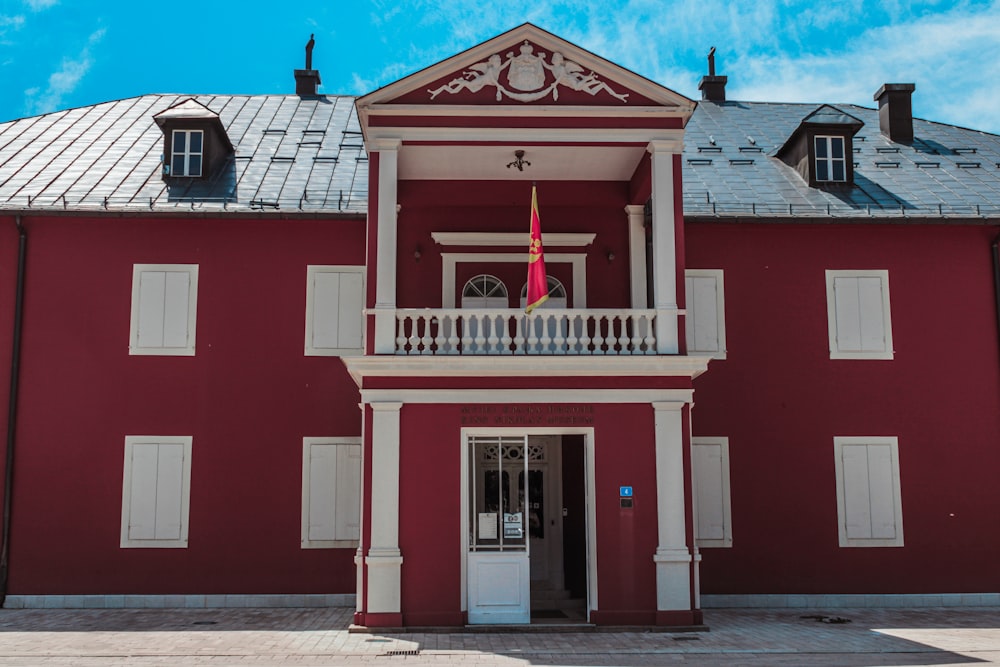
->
[834,436,904,548]
[441,252,587,308]
[120,435,192,549]
[431,232,597,248]
[625,205,647,309]
[460,427,598,619]
[129,264,198,356]
[826,269,894,360]
[343,354,709,381]
[304,265,365,356]
[365,126,685,147]
[814,135,847,182]
[691,437,733,548]
[699,593,1000,609]
[432,232,595,247]
[169,129,203,177]
[3,594,356,609]
[363,104,690,119]
[361,389,695,406]
[355,24,696,111]
[649,143,678,354]
[366,402,403,614]
[652,403,692,611]
[684,269,727,359]
[301,437,362,549]
[373,141,401,354]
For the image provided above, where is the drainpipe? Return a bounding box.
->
[994,232,1000,360]
[1,215,27,607]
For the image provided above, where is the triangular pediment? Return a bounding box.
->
[358,24,695,111]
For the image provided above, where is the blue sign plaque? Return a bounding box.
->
[619,486,633,497]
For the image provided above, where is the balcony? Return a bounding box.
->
[393,308,661,355]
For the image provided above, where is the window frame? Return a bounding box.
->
[814,135,847,183]
[301,437,362,549]
[833,436,904,548]
[120,435,193,549]
[691,437,733,548]
[170,129,204,177]
[684,269,727,359]
[304,265,365,357]
[825,269,894,360]
[129,264,199,356]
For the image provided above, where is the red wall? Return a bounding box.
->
[2,214,365,595]
[394,402,662,624]
[686,221,1000,593]
[395,180,633,309]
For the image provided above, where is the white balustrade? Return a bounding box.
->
[393,309,657,355]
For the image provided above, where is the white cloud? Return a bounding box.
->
[0,14,26,43]
[25,27,106,116]
[24,0,58,10]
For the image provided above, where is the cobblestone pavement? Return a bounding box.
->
[0,606,998,666]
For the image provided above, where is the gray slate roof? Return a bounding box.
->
[1,93,999,220]
[684,101,1000,220]
[0,95,367,214]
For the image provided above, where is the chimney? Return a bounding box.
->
[874,83,915,143]
[295,34,321,96]
[698,46,728,102]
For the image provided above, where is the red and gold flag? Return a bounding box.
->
[525,185,549,314]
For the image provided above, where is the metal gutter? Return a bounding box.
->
[0,215,26,606]
[993,232,1000,362]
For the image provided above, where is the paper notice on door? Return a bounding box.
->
[478,513,498,540]
[503,512,523,538]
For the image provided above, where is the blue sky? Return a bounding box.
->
[2,0,999,133]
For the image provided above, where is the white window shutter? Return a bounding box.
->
[687,275,720,354]
[334,445,362,541]
[692,443,725,541]
[336,272,364,351]
[137,271,167,349]
[153,444,186,540]
[311,273,342,350]
[127,444,160,540]
[308,444,339,542]
[857,276,887,352]
[833,276,863,352]
[866,444,897,539]
[161,271,191,348]
[840,443,874,539]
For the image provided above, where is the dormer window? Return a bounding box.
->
[776,105,863,188]
[814,135,846,182]
[152,99,234,184]
[171,130,203,177]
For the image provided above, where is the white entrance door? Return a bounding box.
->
[467,435,530,624]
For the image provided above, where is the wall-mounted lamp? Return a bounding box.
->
[506,149,531,171]
[606,249,615,263]
[413,246,422,262]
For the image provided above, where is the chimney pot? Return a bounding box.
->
[874,83,915,143]
[699,47,727,101]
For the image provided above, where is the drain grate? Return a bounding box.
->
[385,649,420,656]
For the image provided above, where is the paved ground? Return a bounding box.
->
[0,606,998,666]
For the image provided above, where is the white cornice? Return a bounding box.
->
[341,355,711,386]
[365,126,685,145]
[431,232,595,247]
[356,24,696,112]
[360,388,695,405]
[363,104,691,119]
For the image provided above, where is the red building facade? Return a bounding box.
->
[1,24,999,626]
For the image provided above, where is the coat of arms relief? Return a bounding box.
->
[428,42,629,103]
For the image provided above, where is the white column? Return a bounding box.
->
[366,401,403,613]
[652,401,692,611]
[372,139,401,354]
[648,140,682,354]
[625,204,647,309]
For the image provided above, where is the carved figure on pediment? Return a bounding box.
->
[506,42,546,91]
[548,52,628,103]
[427,45,629,104]
[428,54,508,101]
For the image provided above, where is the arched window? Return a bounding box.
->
[462,275,509,308]
[519,276,567,309]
